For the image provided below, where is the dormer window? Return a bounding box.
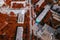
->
[17,10,26,23]
[17,13,24,23]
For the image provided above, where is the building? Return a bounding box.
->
[0,0,60,40]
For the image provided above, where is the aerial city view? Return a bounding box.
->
[0,0,60,40]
